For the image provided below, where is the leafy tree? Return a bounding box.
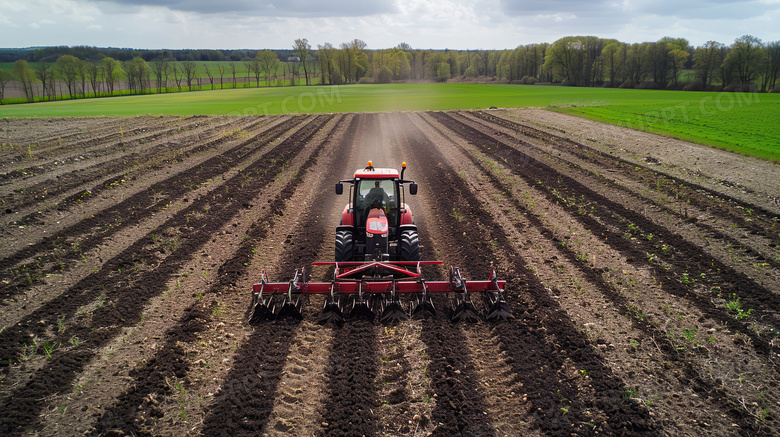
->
[436,62,451,82]
[256,50,279,86]
[57,55,81,99]
[764,41,780,91]
[123,57,150,94]
[100,57,120,96]
[294,38,312,85]
[317,43,338,85]
[723,35,765,85]
[693,41,724,88]
[14,60,37,102]
[602,42,624,86]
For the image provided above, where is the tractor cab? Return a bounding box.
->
[335,161,418,261]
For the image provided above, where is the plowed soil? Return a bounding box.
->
[1,110,778,436]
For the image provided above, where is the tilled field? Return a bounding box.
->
[0,112,778,436]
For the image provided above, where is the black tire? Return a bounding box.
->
[335,230,354,262]
[399,229,420,261]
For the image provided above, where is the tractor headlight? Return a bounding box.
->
[381,233,388,238]
[366,232,374,238]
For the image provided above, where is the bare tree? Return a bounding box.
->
[180,61,197,91]
[229,62,237,88]
[203,63,215,90]
[151,58,170,93]
[171,62,183,91]
[217,64,226,89]
[294,38,311,85]
[0,68,11,104]
[86,59,101,97]
[77,59,88,98]
[36,59,54,101]
[765,41,780,91]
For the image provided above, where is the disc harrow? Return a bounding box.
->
[249,261,513,325]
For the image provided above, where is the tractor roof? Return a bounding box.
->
[353,167,400,179]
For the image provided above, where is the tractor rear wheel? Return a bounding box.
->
[335,230,354,262]
[400,229,420,261]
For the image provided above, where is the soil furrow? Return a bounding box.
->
[431,111,780,360]
[425,112,768,434]
[471,110,780,225]
[0,115,335,436]
[0,115,304,300]
[201,115,362,436]
[1,116,263,215]
[464,111,780,273]
[403,112,658,435]
[0,116,186,178]
[94,115,344,436]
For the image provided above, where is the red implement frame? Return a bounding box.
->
[252,261,506,295]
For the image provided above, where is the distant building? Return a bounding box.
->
[287,56,301,62]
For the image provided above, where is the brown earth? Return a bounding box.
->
[0,110,778,436]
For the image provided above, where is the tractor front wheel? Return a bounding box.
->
[335,230,354,262]
[400,229,420,261]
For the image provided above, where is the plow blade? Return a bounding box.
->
[317,302,344,325]
[249,300,274,325]
[486,299,514,322]
[380,301,409,324]
[451,300,481,323]
[348,301,375,321]
[411,299,436,319]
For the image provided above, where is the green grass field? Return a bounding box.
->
[0,60,298,83]
[1,83,778,162]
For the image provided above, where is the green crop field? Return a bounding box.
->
[1,84,778,162]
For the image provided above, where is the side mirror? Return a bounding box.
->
[409,183,418,195]
[335,183,343,195]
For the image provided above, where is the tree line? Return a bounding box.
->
[1,34,778,105]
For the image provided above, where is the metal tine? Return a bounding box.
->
[277,268,304,320]
[449,266,480,323]
[380,281,409,324]
[411,279,436,319]
[249,270,274,325]
[348,280,374,321]
[485,266,513,322]
[318,281,344,325]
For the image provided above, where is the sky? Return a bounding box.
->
[1,0,779,50]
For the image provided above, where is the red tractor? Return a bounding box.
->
[334,161,419,262]
[248,161,513,324]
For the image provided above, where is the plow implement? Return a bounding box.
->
[249,261,513,325]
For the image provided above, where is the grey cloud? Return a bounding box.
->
[500,0,779,20]
[633,0,780,20]
[90,0,398,16]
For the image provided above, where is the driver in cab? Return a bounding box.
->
[365,181,389,210]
